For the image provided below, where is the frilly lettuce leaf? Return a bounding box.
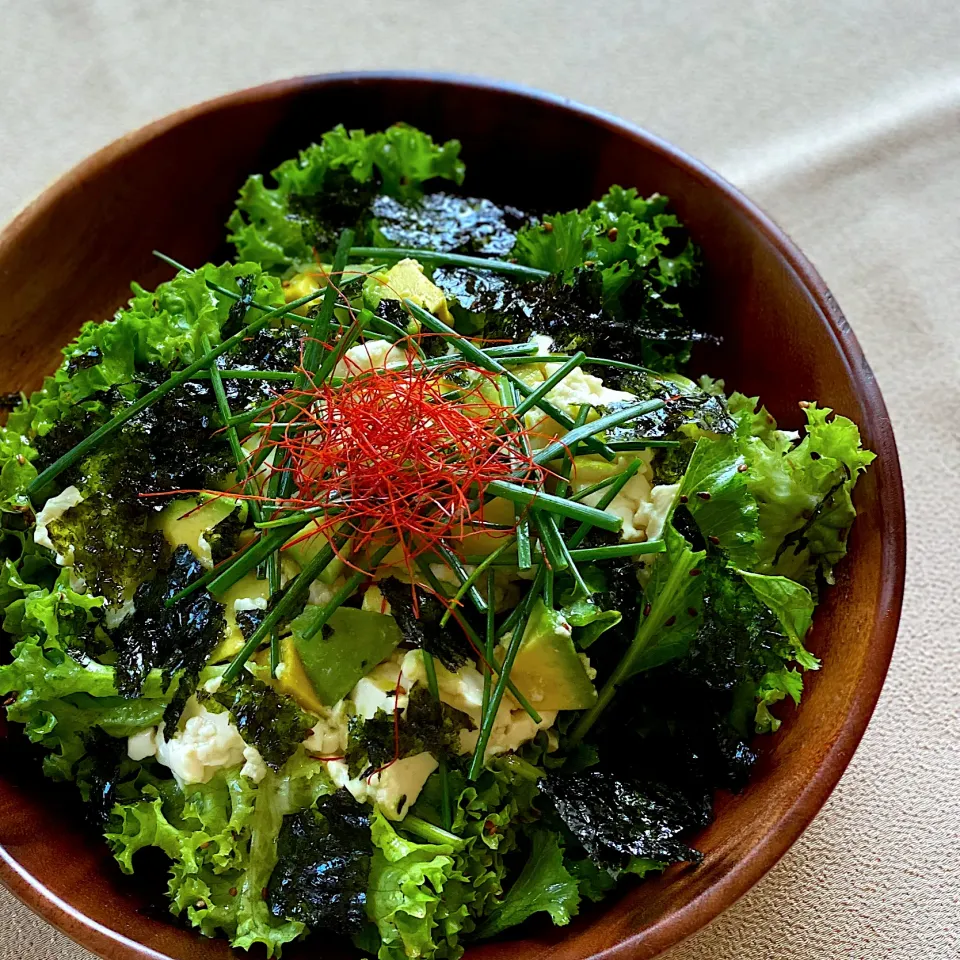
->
[227,124,465,270]
[365,809,461,960]
[478,828,579,937]
[8,262,282,441]
[679,435,759,567]
[389,755,544,957]
[106,752,332,957]
[510,186,704,371]
[0,630,169,781]
[729,396,875,587]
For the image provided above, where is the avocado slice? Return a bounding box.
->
[287,606,404,707]
[364,258,454,323]
[284,524,353,584]
[155,495,241,568]
[502,599,598,711]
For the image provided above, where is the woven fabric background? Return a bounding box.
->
[1,2,957,958]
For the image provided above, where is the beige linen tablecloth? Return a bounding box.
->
[1,2,957,957]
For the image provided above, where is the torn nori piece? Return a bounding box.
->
[112,545,225,727]
[210,673,313,771]
[344,687,468,780]
[604,372,736,440]
[216,325,305,409]
[378,576,468,671]
[267,792,373,935]
[592,665,758,797]
[541,770,706,871]
[371,192,534,257]
[287,168,383,254]
[235,607,266,640]
[205,507,245,566]
[436,263,715,375]
[80,729,128,829]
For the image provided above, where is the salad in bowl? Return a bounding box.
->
[0,123,874,959]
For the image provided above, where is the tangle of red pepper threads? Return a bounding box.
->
[238,330,551,579]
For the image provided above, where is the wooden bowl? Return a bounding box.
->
[0,74,905,960]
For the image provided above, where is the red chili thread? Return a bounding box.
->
[244,331,549,576]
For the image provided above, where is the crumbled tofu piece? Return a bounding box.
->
[635,483,681,541]
[334,338,407,378]
[127,727,158,762]
[303,700,349,757]
[33,486,83,561]
[148,701,259,786]
[326,752,438,821]
[240,745,268,783]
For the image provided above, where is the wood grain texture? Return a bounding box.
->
[0,74,905,960]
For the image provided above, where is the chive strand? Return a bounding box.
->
[531,399,666,468]
[483,480,622,532]
[497,377,532,571]
[153,251,330,326]
[482,342,540,358]
[201,334,262,525]
[415,559,540,724]
[438,537,515,627]
[533,511,567,571]
[299,540,395,641]
[350,246,550,280]
[204,522,309,598]
[190,369,298,382]
[459,540,666,566]
[28,284,331,499]
[468,579,542,780]
[434,542,487,616]
[511,352,586,419]
[481,570,496,723]
[568,472,629,504]
[402,301,615,461]
[554,403,591,502]
[607,439,681,451]
[494,565,546,654]
[400,815,465,850]
[300,230,355,382]
[163,533,258,607]
[568,458,644,549]
[222,531,350,682]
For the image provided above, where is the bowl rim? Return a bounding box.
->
[0,70,906,960]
